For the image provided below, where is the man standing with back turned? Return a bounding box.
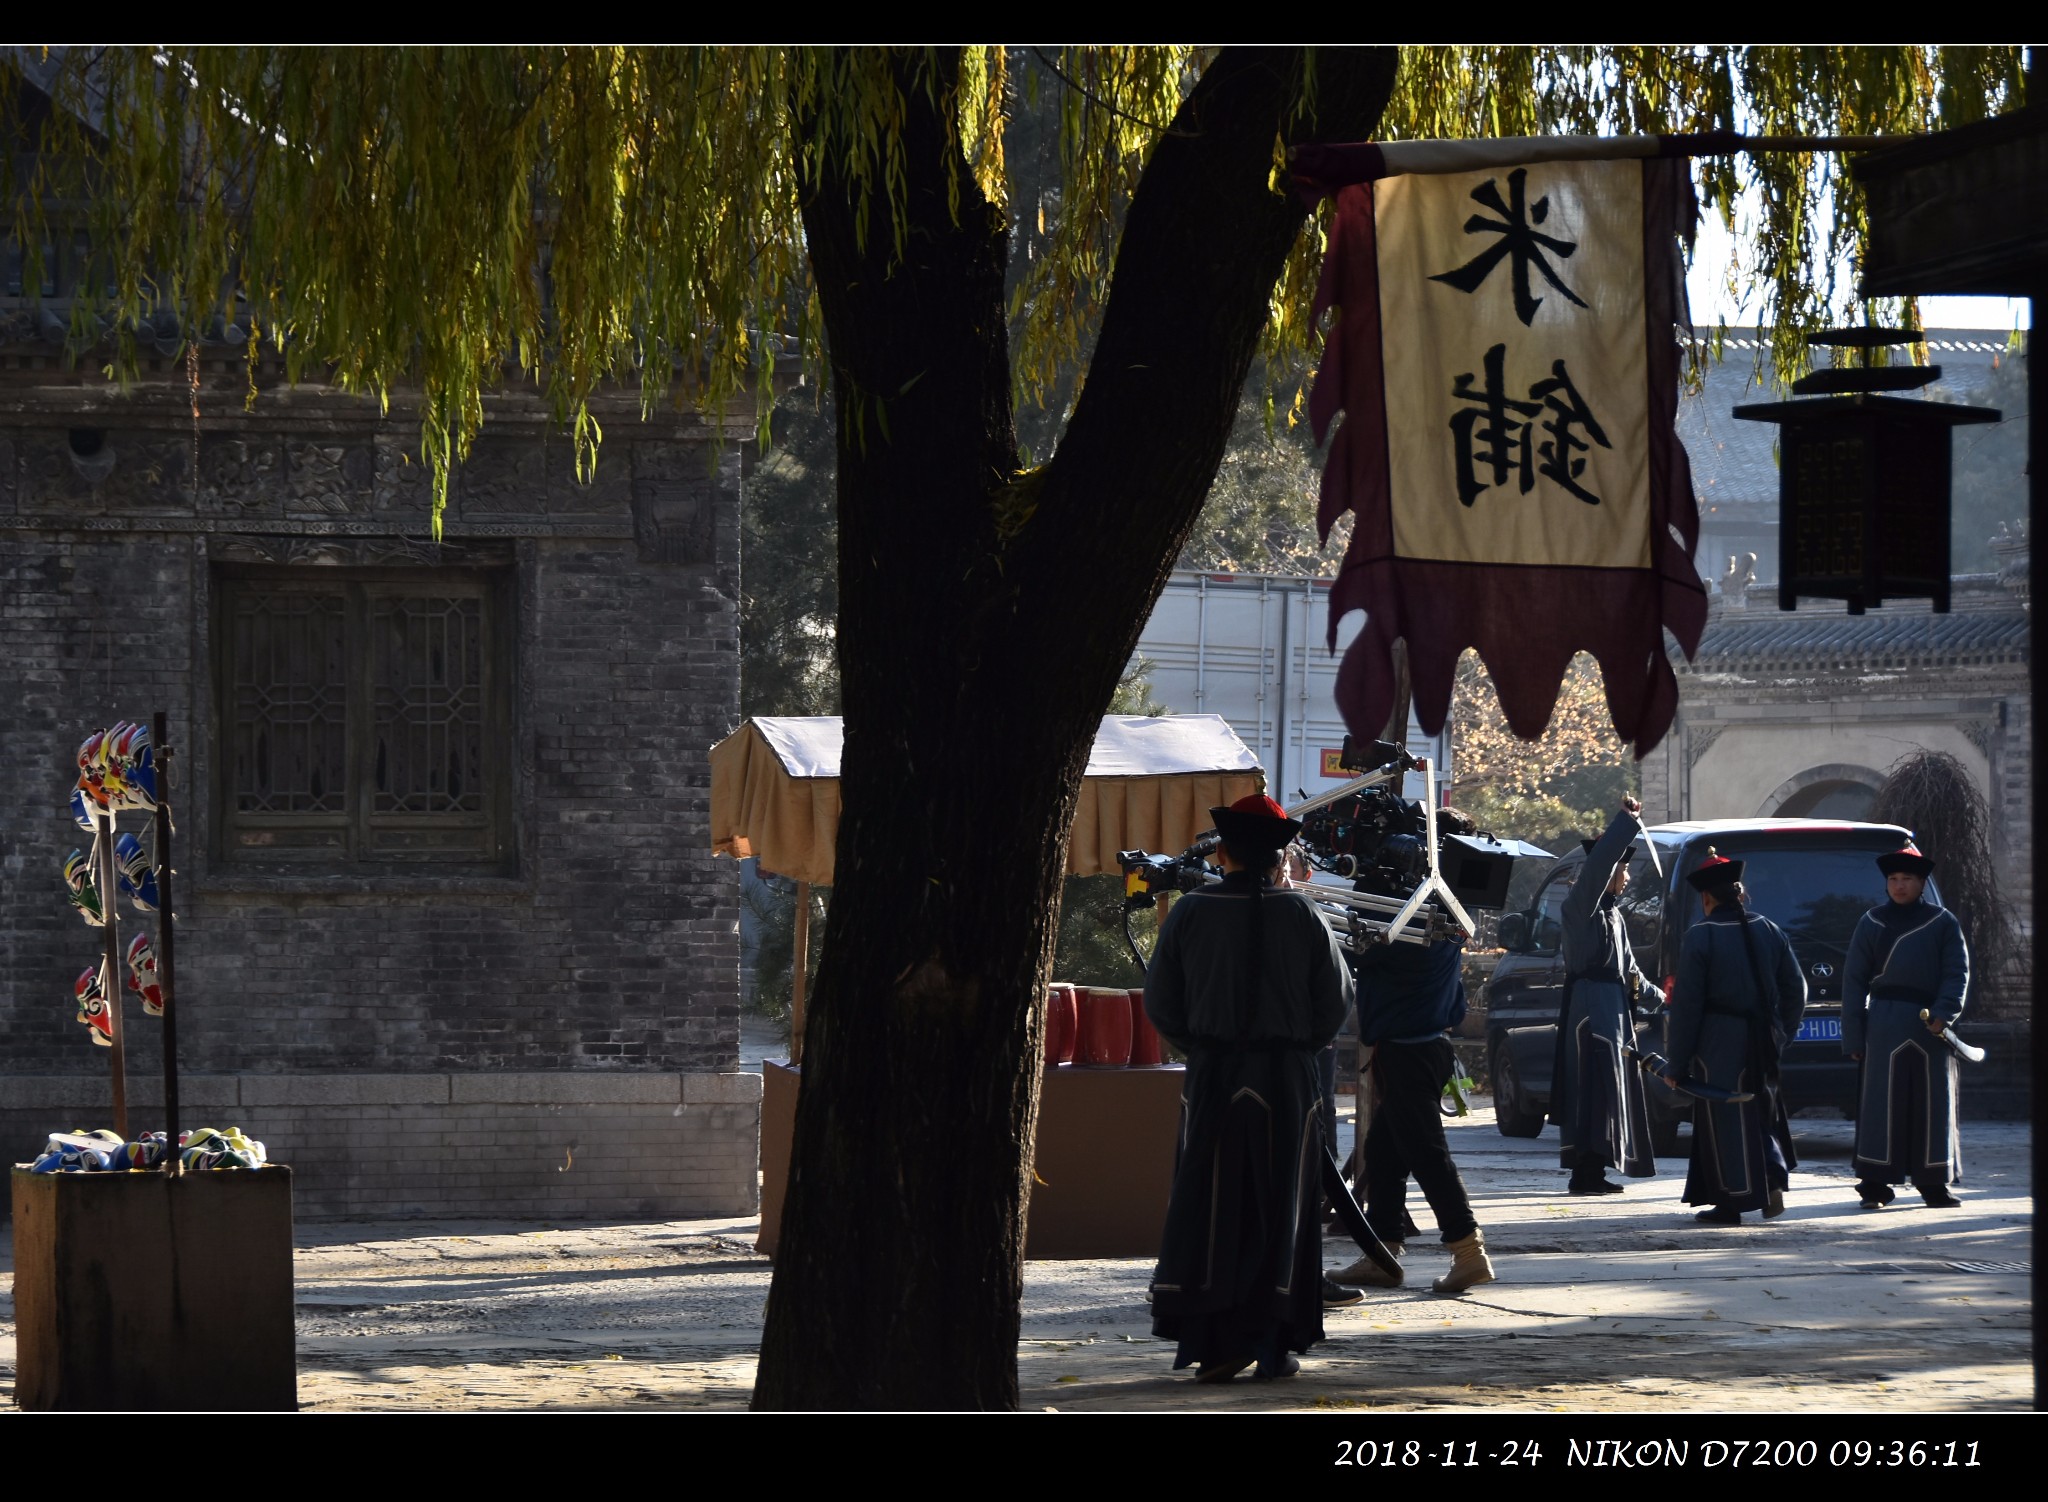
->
[1663,850,1806,1224]
[1145,794,1353,1383]
[1555,796,1658,1194]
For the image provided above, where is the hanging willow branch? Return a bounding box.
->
[0,44,2027,531]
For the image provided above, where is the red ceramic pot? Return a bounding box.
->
[1081,987,1134,1067]
[1044,984,1079,1065]
[1126,988,1163,1067]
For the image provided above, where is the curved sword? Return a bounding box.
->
[1919,1009,1987,1064]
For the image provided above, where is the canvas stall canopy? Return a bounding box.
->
[710,714,1265,884]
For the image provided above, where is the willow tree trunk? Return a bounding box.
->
[752,46,1397,1410]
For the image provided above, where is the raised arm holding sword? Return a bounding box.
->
[1552,796,1661,1195]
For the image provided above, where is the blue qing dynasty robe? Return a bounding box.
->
[1554,809,1656,1177]
[1665,904,1807,1211]
[1841,896,1969,1187]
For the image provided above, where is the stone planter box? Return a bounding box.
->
[10,1166,297,1411]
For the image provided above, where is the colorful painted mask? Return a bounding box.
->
[179,1126,267,1171]
[74,964,113,1046]
[29,1129,125,1173]
[126,930,166,1016]
[124,740,158,811]
[70,787,97,831]
[101,724,137,807]
[114,833,159,911]
[106,722,158,811]
[115,1131,168,1169]
[63,849,106,927]
[75,731,112,810]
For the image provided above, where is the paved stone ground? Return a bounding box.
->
[0,1100,2031,1411]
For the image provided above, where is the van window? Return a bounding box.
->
[1694,845,1940,966]
[1619,870,1662,954]
[1531,868,1574,954]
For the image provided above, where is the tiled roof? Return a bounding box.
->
[1678,592,2028,669]
[1677,328,2018,508]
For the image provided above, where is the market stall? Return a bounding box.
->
[712,713,1262,1258]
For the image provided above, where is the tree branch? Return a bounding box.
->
[1027,48,1196,138]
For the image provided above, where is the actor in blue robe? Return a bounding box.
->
[1554,799,1657,1192]
[1664,851,1807,1223]
[1145,795,1354,1383]
[1841,843,1969,1208]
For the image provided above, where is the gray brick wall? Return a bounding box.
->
[1,1071,762,1219]
[0,366,748,1207]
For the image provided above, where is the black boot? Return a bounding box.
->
[1916,1180,1961,1208]
[1856,1180,1896,1209]
[1569,1164,1623,1196]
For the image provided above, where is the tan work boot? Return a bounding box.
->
[1432,1231,1496,1294]
[1330,1253,1402,1288]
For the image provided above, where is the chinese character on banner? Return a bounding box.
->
[1292,140,1708,757]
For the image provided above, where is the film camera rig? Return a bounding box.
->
[1117,736,1523,972]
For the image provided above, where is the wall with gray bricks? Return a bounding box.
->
[1,1070,762,1219]
[0,354,754,1216]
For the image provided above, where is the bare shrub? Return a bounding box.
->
[1868,750,2018,1009]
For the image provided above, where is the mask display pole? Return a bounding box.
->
[98,804,129,1141]
[154,711,179,1173]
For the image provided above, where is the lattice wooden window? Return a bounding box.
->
[214,568,512,869]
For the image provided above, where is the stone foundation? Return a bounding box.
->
[1,1070,762,1221]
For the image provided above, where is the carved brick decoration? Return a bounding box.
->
[284,438,376,518]
[211,534,456,568]
[200,435,284,516]
[373,435,437,516]
[18,429,192,512]
[457,434,548,518]
[631,478,715,566]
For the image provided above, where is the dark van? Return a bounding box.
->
[1484,818,1928,1156]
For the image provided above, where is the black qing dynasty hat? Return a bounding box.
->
[1209,793,1304,849]
[1685,847,1745,892]
[1580,836,1640,859]
[1876,842,1935,878]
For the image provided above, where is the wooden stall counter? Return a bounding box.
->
[757,1061,1183,1261]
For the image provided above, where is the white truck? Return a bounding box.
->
[1132,570,1450,811]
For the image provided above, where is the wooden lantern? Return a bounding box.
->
[1733,327,1999,614]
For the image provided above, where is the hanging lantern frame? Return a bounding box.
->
[1733,328,1999,614]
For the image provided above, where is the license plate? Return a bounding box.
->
[1796,1015,1843,1043]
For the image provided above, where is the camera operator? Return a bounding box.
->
[1144,794,1353,1383]
[1332,931,1496,1295]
